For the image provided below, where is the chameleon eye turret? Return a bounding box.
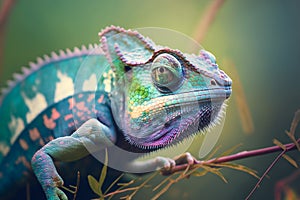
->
[201,49,217,64]
[151,53,184,93]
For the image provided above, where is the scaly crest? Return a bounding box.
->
[0,44,102,106]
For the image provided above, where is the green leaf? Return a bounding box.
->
[285,131,300,151]
[282,154,298,168]
[209,163,259,179]
[88,175,103,197]
[289,109,300,136]
[206,145,222,160]
[191,170,208,177]
[99,149,108,187]
[200,165,227,183]
[286,109,300,151]
[273,139,286,150]
[219,143,243,157]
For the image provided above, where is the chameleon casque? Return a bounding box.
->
[0,26,232,199]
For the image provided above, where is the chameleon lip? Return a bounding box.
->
[162,87,232,106]
[224,86,232,99]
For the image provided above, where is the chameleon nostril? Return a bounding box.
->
[210,79,217,86]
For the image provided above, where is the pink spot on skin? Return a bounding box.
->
[64,114,73,121]
[68,122,75,128]
[78,94,83,98]
[51,108,61,120]
[87,94,95,102]
[68,98,75,110]
[98,95,104,103]
[39,138,45,146]
[15,156,31,169]
[43,115,56,130]
[48,136,54,141]
[29,128,41,141]
[19,139,29,150]
[80,117,87,121]
[77,111,84,117]
[76,102,87,111]
[59,141,64,145]
[31,154,37,162]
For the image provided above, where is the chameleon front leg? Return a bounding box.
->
[31,118,116,200]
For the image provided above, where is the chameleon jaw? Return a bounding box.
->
[123,100,225,150]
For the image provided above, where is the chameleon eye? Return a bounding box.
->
[151,53,183,93]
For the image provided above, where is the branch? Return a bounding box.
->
[223,59,254,134]
[193,0,226,43]
[162,139,299,175]
[244,139,298,200]
[0,0,16,74]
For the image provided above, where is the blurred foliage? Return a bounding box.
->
[87,146,259,200]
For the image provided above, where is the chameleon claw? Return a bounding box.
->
[155,156,176,171]
[173,152,197,165]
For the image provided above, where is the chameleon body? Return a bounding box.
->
[0,26,232,199]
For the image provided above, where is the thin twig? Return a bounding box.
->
[223,59,254,134]
[72,171,80,200]
[104,172,158,199]
[162,140,299,175]
[104,186,138,197]
[59,171,80,199]
[193,0,226,43]
[0,0,15,26]
[104,173,124,194]
[0,0,16,74]
[245,139,300,199]
[151,165,191,200]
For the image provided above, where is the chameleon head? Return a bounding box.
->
[99,26,232,151]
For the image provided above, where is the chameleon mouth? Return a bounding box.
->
[124,87,230,150]
[136,102,223,149]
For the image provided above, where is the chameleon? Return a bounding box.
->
[0,26,232,199]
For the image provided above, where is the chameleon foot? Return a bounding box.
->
[173,152,197,165]
[159,152,197,174]
[155,156,176,171]
[45,187,68,200]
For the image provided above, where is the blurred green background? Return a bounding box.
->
[1,0,300,199]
